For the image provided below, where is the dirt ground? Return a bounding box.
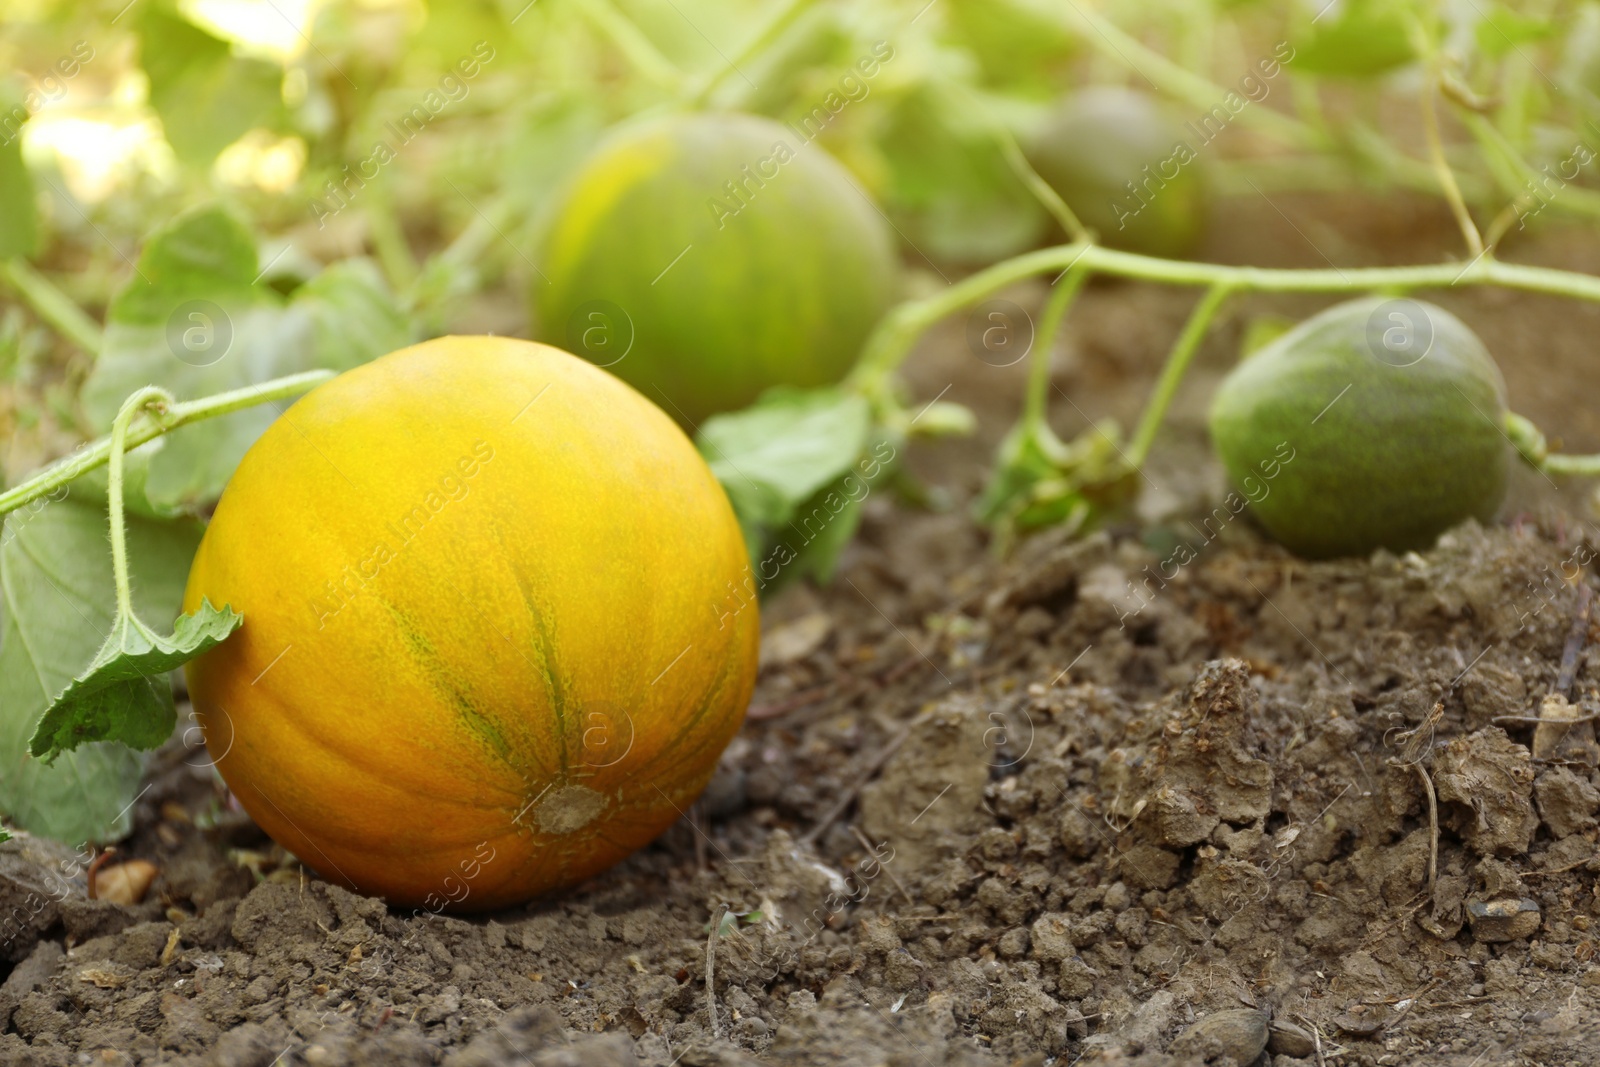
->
[7,193,1600,1067]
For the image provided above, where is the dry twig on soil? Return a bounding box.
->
[1414,762,1439,899]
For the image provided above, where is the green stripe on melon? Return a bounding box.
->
[535,112,900,426]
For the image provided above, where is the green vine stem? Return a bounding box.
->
[849,242,1600,404]
[107,387,172,617]
[0,258,104,356]
[1419,84,1484,255]
[0,369,334,520]
[1539,453,1600,477]
[993,123,1090,244]
[1505,411,1600,477]
[1061,6,1551,215]
[1023,268,1089,430]
[576,0,684,90]
[685,0,817,107]
[856,240,1600,484]
[1126,283,1233,467]
[1062,5,1310,148]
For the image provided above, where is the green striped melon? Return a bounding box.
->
[1208,297,1509,559]
[535,112,900,426]
[1028,88,1205,259]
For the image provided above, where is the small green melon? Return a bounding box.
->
[1207,296,1509,559]
[535,112,899,427]
[1027,87,1205,259]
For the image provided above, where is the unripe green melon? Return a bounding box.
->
[1028,87,1205,259]
[1208,297,1509,559]
[535,112,900,426]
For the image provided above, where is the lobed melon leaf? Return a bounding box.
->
[29,599,240,763]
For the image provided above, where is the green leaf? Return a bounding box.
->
[699,388,871,507]
[944,0,1076,93]
[74,448,181,521]
[0,81,38,260]
[1474,4,1555,60]
[83,205,411,511]
[29,599,239,761]
[106,203,259,325]
[0,496,203,844]
[136,4,283,165]
[294,258,412,363]
[718,476,792,555]
[698,389,893,588]
[762,436,900,588]
[976,418,1073,524]
[1292,1,1417,77]
[785,483,867,585]
[875,82,1048,263]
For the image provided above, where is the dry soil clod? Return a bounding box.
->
[1266,1018,1318,1058]
[1465,897,1542,942]
[1169,1008,1270,1065]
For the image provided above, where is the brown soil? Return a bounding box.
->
[6,193,1600,1067]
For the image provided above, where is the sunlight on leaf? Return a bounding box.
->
[136,4,285,166]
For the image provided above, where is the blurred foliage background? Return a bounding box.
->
[1,0,1591,481]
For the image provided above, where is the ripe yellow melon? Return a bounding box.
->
[183,336,758,911]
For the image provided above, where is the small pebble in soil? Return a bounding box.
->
[1466,897,1542,942]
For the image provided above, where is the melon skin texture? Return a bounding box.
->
[1208,297,1509,560]
[1028,87,1205,260]
[183,337,759,912]
[536,111,900,427]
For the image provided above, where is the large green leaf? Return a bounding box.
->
[784,481,868,585]
[105,203,259,325]
[0,496,203,845]
[82,206,411,511]
[136,4,284,165]
[699,388,871,506]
